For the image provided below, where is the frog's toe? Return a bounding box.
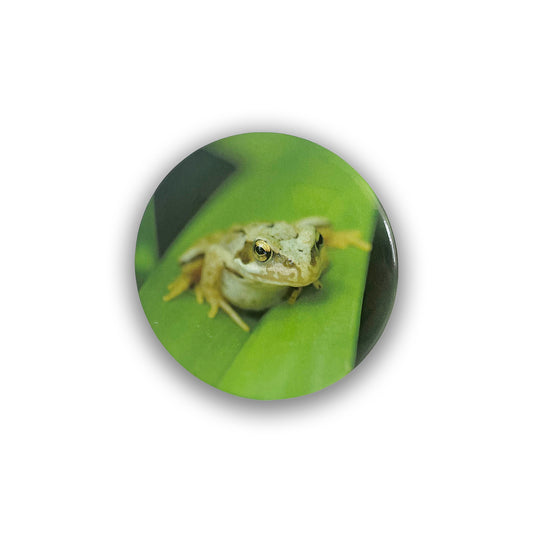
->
[219,300,250,332]
[312,280,323,290]
[164,258,203,302]
[287,287,303,304]
[200,287,220,315]
[194,285,204,304]
[163,275,190,301]
[206,291,249,331]
[207,301,219,318]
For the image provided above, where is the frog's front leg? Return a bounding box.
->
[196,249,250,332]
[287,287,302,304]
[320,227,372,252]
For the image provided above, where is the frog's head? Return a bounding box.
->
[232,221,326,286]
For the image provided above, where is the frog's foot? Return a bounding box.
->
[195,285,250,332]
[312,280,323,290]
[163,258,203,302]
[322,228,372,252]
[287,287,303,304]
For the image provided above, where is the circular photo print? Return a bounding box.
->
[135,132,397,400]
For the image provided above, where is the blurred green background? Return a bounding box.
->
[135,133,397,399]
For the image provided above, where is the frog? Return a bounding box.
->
[163,217,371,331]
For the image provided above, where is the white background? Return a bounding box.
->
[1,1,532,532]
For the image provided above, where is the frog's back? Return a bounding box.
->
[178,225,246,265]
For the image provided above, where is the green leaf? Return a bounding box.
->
[135,197,158,289]
[139,133,377,399]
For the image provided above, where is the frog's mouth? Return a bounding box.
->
[239,257,324,287]
[284,263,324,287]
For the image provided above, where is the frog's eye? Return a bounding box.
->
[253,239,272,262]
[315,232,324,249]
